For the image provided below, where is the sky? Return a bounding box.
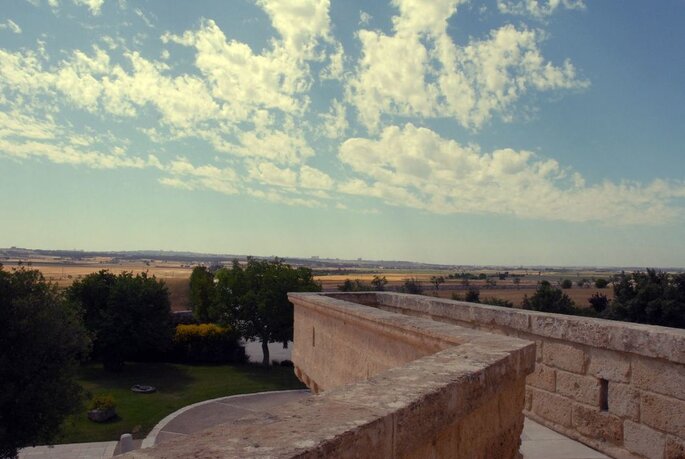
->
[0,0,684,267]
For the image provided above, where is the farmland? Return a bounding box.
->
[1,251,620,310]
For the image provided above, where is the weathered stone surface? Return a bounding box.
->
[632,356,685,400]
[641,392,685,437]
[525,387,532,411]
[571,403,622,444]
[608,382,640,421]
[527,364,556,392]
[588,349,631,383]
[530,387,573,428]
[665,435,685,459]
[623,420,666,459]
[556,371,600,406]
[543,341,587,374]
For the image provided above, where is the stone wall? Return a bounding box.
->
[357,292,685,459]
[125,292,535,458]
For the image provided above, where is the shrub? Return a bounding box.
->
[400,278,423,295]
[465,288,480,303]
[588,293,609,313]
[561,279,573,289]
[173,323,245,363]
[88,394,116,411]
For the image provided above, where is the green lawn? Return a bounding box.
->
[57,362,305,444]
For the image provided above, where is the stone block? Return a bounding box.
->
[623,420,666,459]
[608,382,640,421]
[572,403,623,444]
[542,341,587,374]
[527,364,556,392]
[665,435,685,459]
[530,387,573,428]
[640,392,685,437]
[556,371,600,406]
[587,349,631,383]
[632,356,685,401]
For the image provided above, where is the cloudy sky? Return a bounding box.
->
[1,0,684,266]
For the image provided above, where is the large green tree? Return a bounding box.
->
[67,270,173,371]
[189,266,216,322]
[214,258,320,366]
[0,266,90,459]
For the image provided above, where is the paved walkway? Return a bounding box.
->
[18,441,117,459]
[18,390,609,458]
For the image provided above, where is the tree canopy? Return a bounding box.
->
[67,270,173,371]
[0,266,90,458]
[607,269,685,329]
[522,280,576,314]
[213,258,321,365]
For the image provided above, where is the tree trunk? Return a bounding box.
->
[261,340,270,367]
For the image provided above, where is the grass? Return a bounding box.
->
[57,362,305,444]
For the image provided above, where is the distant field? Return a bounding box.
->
[2,258,192,311]
[3,257,617,310]
[317,274,615,308]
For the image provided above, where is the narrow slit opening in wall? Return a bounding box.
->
[599,379,609,411]
[312,327,315,347]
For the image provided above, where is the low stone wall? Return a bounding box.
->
[124,292,535,458]
[352,292,685,459]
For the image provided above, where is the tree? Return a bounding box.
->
[594,278,608,289]
[465,288,480,303]
[400,278,423,295]
[214,258,321,366]
[189,266,216,322]
[607,270,685,329]
[522,281,576,314]
[67,270,173,371]
[1,266,90,458]
[561,279,573,289]
[430,276,445,291]
[371,275,387,291]
[513,277,521,289]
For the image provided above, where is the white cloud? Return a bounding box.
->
[255,0,332,59]
[162,158,240,195]
[162,19,309,122]
[347,1,588,131]
[0,20,22,34]
[319,99,348,139]
[359,10,372,26]
[338,124,685,224]
[299,165,333,189]
[73,0,105,15]
[497,0,586,19]
[248,161,298,188]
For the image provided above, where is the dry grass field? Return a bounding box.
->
[2,257,617,311]
[316,272,615,308]
[2,257,193,311]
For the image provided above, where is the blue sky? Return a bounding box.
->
[1,0,684,267]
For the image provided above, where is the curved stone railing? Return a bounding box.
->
[125,292,535,458]
[342,292,684,459]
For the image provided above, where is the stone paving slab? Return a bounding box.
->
[521,418,609,459]
[18,441,117,459]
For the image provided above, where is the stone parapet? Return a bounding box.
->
[356,292,685,459]
[124,292,535,458]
